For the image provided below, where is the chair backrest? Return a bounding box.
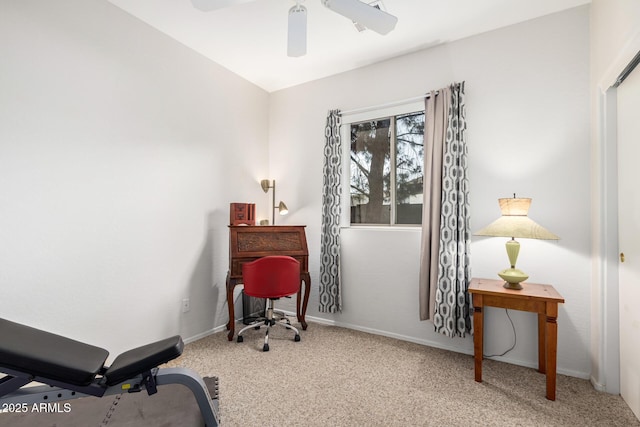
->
[242,256,301,299]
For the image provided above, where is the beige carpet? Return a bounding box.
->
[166,321,639,427]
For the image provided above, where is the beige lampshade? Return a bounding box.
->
[261,179,272,193]
[474,198,559,240]
[475,197,559,289]
[278,201,289,215]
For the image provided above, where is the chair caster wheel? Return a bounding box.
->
[254,326,260,330]
[263,344,269,352]
[294,334,301,342]
[237,335,243,343]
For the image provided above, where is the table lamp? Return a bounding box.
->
[474,196,559,290]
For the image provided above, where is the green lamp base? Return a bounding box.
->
[498,268,528,290]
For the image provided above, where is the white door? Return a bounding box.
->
[617,61,640,420]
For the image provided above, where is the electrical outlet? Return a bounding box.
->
[182,298,191,313]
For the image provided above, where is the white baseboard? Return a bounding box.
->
[182,324,227,345]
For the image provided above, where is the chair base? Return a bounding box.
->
[236,299,300,351]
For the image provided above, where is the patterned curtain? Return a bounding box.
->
[420,82,471,338]
[319,109,342,313]
[434,82,471,337]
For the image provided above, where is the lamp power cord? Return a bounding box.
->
[483,308,517,358]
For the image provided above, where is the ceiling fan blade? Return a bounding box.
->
[322,0,397,35]
[190,0,257,12]
[287,4,307,57]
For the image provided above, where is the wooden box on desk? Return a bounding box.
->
[230,203,255,226]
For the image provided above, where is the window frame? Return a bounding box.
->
[340,100,425,228]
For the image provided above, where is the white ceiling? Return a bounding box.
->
[108,0,590,92]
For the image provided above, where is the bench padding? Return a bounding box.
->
[104,335,183,386]
[0,318,109,386]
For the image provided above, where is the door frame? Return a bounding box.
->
[593,30,640,394]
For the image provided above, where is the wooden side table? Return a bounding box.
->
[468,278,565,400]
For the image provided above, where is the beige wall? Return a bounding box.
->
[0,0,269,357]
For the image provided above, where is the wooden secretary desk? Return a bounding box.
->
[225,225,310,341]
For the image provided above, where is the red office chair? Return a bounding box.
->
[236,256,301,351]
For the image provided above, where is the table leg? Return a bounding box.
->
[226,275,236,341]
[297,273,311,330]
[472,294,484,382]
[545,303,559,400]
[538,313,546,374]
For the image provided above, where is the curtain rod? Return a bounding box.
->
[341,91,437,116]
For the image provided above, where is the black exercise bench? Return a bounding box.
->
[0,318,220,426]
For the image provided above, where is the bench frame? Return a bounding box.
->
[0,366,220,426]
[0,317,220,426]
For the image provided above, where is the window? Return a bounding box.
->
[348,110,425,225]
